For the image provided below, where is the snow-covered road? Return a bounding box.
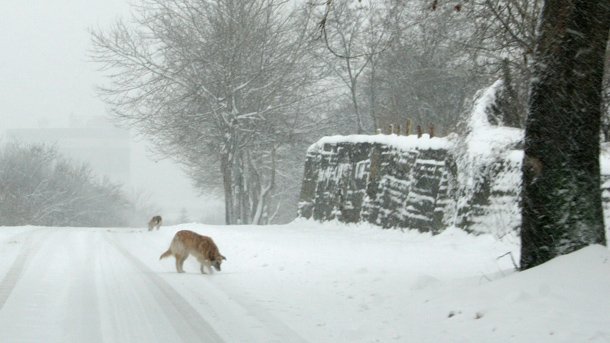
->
[0,223,608,343]
[0,228,226,342]
[0,225,322,343]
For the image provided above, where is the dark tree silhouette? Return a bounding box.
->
[521,0,609,269]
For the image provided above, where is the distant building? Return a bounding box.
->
[6,117,131,185]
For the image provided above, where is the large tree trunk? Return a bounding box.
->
[521,0,609,269]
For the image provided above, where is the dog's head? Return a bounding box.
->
[212,255,227,271]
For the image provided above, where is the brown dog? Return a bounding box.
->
[159,230,226,274]
[148,215,162,231]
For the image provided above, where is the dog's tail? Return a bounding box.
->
[159,249,172,260]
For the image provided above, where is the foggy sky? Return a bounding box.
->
[0,1,218,224]
[0,0,125,126]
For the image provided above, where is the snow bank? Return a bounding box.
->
[1,223,608,342]
[426,244,610,342]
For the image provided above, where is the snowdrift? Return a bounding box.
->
[0,223,608,342]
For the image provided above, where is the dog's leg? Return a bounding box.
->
[176,254,187,273]
[175,255,182,273]
[197,257,208,274]
[204,260,214,274]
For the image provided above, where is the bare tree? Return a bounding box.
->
[311,0,399,133]
[371,3,481,133]
[464,0,542,127]
[91,0,326,224]
[0,142,131,227]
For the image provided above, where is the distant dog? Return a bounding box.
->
[148,215,162,231]
[159,230,226,274]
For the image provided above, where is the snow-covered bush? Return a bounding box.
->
[0,141,131,227]
[451,80,524,237]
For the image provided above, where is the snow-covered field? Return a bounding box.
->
[0,221,608,342]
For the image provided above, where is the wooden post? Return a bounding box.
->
[395,124,401,135]
[417,125,422,138]
[405,119,412,136]
[429,124,435,138]
[389,124,394,135]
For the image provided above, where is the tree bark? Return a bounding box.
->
[521,0,609,269]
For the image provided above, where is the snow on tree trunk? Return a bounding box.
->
[520,0,609,269]
[221,154,235,225]
[251,147,276,225]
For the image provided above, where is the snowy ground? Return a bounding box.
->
[0,221,608,343]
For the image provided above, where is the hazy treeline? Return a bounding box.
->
[0,142,139,227]
[90,0,609,224]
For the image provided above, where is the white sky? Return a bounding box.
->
[0,0,125,125]
[0,0,221,224]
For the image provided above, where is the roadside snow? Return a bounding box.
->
[0,221,608,342]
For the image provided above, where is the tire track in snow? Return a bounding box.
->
[62,230,104,343]
[104,233,224,343]
[0,228,48,310]
[186,279,310,343]
[124,231,309,343]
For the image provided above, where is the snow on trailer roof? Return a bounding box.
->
[308,134,452,153]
